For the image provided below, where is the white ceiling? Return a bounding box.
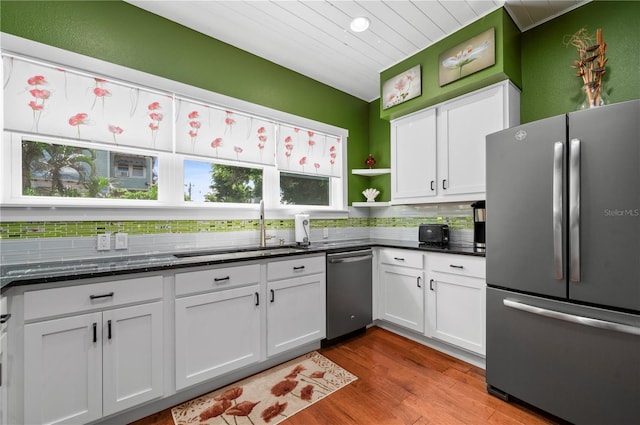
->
[127,0,588,102]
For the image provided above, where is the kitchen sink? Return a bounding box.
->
[173,246,302,259]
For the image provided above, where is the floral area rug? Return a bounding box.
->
[171,351,357,425]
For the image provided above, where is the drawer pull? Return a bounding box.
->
[417,276,422,288]
[430,279,435,291]
[0,314,11,324]
[270,289,275,303]
[93,322,97,343]
[430,180,435,191]
[394,257,405,261]
[449,264,464,269]
[214,276,230,282]
[89,292,114,300]
[292,266,305,271]
[255,292,260,306]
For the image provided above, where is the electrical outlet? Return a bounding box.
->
[323,228,329,239]
[97,233,111,251]
[115,232,128,250]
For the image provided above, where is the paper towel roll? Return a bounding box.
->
[295,214,310,245]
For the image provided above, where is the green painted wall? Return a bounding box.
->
[0,0,370,204]
[379,8,521,121]
[520,0,640,123]
[365,98,391,203]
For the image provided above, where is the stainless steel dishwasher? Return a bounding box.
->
[325,249,373,343]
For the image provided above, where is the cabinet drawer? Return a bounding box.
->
[267,255,325,281]
[24,275,163,321]
[176,264,260,296]
[379,249,423,269]
[429,253,485,278]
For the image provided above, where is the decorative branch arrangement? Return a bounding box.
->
[567,28,608,107]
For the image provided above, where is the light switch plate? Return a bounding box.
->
[97,233,110,251]
[115,232,128,250]
[323,228,329,238]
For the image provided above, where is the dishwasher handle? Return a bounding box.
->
[328,254,373,264]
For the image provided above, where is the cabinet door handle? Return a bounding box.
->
[442,179,447,190]
[0,314,11,324]
[214,276,230,282]
[107,320,112,339]
[255,292,260,306]
[430,180,435,191]
[270,289,275,303]
[393,257,405,261]
[417,276,422,288]
[292,265,305,271]
[93,322,97,343]
[430,279,435,291]
[449,264,464,269]
[89,292,114,300]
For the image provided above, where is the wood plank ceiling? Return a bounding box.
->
[126,1,588,102]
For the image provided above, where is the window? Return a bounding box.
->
[116,164,130,177]
[2,47,347,214]
[21,139,158,200]
[280,172,329,206]
[184,159,262,204]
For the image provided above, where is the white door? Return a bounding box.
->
[175,285,261,390]
[427,272,486,355]
[102,302,164,415]
[438,84,504,197]
[267,274,326,357]
[379,265,425,333]
[24,312,102,425]
[391,108,437,203]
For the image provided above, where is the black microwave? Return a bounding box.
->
[419,224,449,245]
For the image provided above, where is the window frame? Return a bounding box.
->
[0,34,349,221]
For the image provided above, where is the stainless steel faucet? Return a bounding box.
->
[259,200,273,247]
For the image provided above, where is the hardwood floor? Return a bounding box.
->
[132,326,562,425]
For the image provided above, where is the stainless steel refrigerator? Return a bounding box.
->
[485,99,640,424]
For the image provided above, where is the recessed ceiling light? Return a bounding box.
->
[350,16,370,33]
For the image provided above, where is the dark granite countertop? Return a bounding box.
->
[0,238,484,291]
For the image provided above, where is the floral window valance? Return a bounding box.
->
[277,124,342,178]
[175,97,275,166]
[3,54,344,176]
[3,55,173,151]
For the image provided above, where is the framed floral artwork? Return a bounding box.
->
[439,28,495,86]
[382,65,421,110]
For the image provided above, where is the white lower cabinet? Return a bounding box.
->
[377,248,486,356]
[21,275,164,425]
[426,254,486,355]
[102,302,164,415]
[378,249,425,333]
[24,301,163,424]
[174,284,261,390]
[0,329,6,425]
[25,312,103,425]
[1,295,8,425]
[9,254,328,423]
[266,255,326,357]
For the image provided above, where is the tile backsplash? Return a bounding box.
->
[0,204,476,265]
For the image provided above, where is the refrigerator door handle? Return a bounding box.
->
[552,141,564,280]
[569,138,581,282]
[503,299,640,336]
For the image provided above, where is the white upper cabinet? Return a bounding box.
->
[391,107,437,202]
[391,81,520,204]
